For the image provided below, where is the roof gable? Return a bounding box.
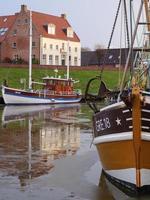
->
[32,11,80,42]
[0,6,80,43]
[0,15,17,42]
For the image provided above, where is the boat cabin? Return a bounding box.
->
[42,77,74,95]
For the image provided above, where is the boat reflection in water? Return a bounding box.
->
[0,104,81,187]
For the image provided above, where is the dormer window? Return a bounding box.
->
[47,23,56,35]
[67,27,73,38]
[4,18,7,22]
[0,27,8,36]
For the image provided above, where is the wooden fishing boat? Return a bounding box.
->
[93,91,150,194]
[2,76,82,105]
[85,0,150,195]
[2,11,81,105]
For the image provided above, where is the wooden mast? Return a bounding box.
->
[119,0,144,97]
[144,0,150,89]
[144,0,150,41]
[131,0,149,187]
[67,40,70,80]
[29,10,32,90]
[132,0,150,187]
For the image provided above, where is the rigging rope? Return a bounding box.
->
[118,1,124,87]
[123,0,130,48]
[99,0,122,79]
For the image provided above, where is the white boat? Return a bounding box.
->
[2,77,82,105]
[2,11,82,105]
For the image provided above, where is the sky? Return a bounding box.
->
[0,0,142,50]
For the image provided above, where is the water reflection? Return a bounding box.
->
[0,103,143,200]
[0,104,81,187]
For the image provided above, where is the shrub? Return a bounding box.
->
[3,57,12,63]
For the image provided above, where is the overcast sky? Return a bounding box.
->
[0,0,143,50]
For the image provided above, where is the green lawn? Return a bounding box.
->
[0,67,125,94]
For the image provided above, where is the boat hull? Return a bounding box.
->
[93,99,150,194]
[2,86,82,105]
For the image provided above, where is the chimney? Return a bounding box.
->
[61,14,67,19]
[21,5,28,12]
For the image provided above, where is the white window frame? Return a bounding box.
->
[55,55,59,65]
[49,55,53,65]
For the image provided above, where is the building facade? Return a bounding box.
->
[0,5,81,66]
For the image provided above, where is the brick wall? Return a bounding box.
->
[1,10,40,63]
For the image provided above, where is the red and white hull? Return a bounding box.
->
[2,86,82,105]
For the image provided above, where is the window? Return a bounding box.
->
[69,56,71,65]
[32,55,36,59]
[47,24,56,35]
[12,42,17,48]
[4,18,7,22]
[49,55,53,65]
[55,55,59,65]
[50,44,53,50]
[43,54,47,64]
[32,42,36,47]
[62,43,65,50]
[62,55,65,59]
[0,27,8,36]
[67,27,73,38]
[56,45,59,50]
[69,47,71,52]
[13,29,17,36]
[74,57,78,66]
[75,47,78,52]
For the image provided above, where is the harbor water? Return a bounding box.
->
[0,103,150,200]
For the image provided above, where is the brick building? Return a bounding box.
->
[0,5,81,66]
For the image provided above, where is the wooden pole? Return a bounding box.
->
[144,0,150,43]
[132,86,141,187]
[29,10,32,90]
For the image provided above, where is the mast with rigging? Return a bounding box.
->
[29,10,32,90]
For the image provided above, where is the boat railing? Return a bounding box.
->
[34,89,79,96]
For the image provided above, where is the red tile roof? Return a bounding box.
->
[0,9,80,42]
[0,15,17,42]
[32,11,80,42]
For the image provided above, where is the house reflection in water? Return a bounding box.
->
[0,104,81,187]
[40,123,80,159]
